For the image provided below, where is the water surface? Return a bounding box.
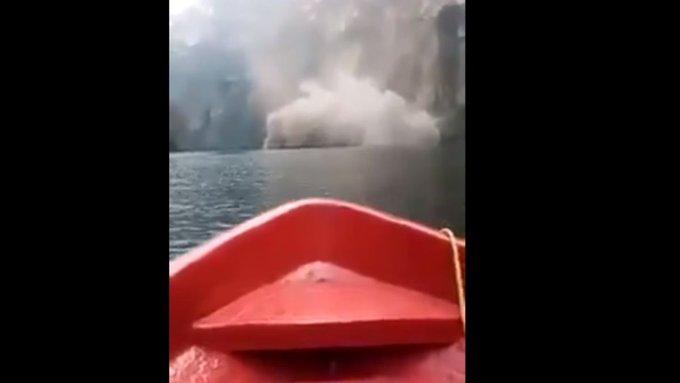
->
[170,141,465,259]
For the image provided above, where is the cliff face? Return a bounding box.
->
[169,102,189,152]
[169,2,465,152]
[170,30,264,152]
[169,80,264,152]
[435,3,465,141]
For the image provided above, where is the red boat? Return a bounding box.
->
[170,198,466,382]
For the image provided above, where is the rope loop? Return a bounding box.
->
[441,228,465,334]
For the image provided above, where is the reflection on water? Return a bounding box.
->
[169,141,465,259]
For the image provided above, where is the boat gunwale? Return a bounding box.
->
[170,198,464,276]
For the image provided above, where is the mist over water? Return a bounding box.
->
[170,0,465,150]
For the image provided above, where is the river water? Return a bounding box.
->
[169,140,465,259]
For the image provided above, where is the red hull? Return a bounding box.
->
[170,199,465,382]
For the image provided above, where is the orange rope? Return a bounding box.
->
[441,228,465,334]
